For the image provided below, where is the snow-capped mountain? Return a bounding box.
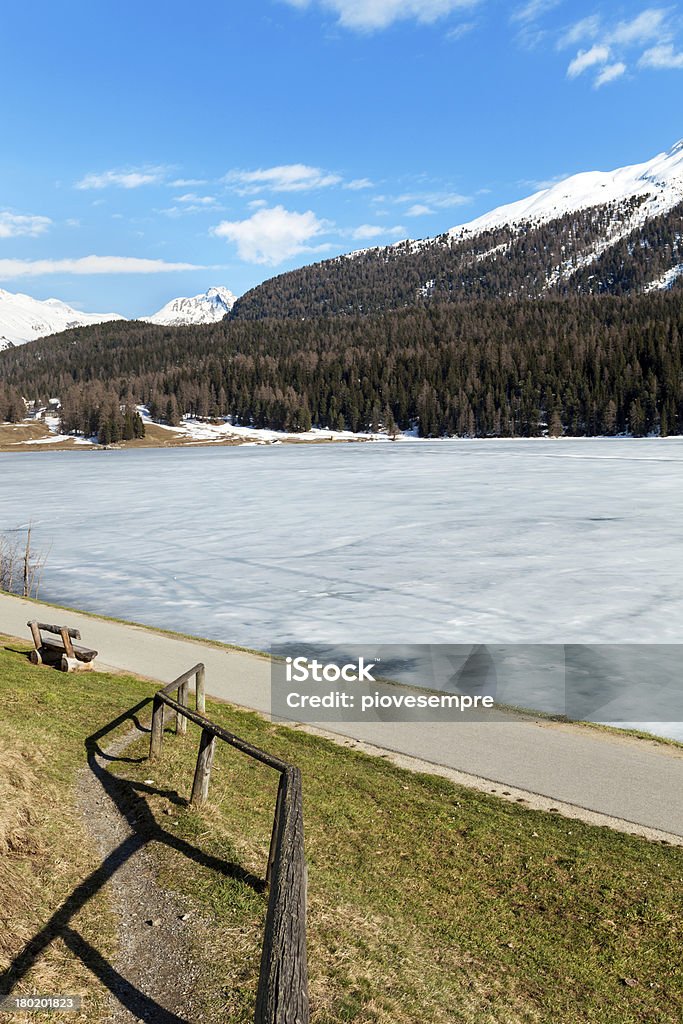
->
[143,286,236,326]
[0,285,238,348]
[0,289,124,350]
[449,140,683,239]
[231,139,683,320]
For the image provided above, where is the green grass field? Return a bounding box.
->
[0,644,681,1023]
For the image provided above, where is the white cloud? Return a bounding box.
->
[168,178,208,187]
[0,256,207,277]
[607,8,670,47]
[344,177,374,190]
[224,163,342,194]
[397,190,470,208]
[174,193,217,205]
[594,61,627,87]
[0,212,52,239]
[639,42,683,67]
[567,44,610,77]
[519,173,570,190]
[406,203,434,216]
[558,15,601,48]
[282,0,481,32]
[161,193,223,217]
[561,7,678,86]
[512,0,561,25]
[349,223,406,240]
[446,20,476,40]
[212,205,328,264]
[75,167,167,190]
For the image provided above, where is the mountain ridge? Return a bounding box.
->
[0,289,124,351]
[229,139,683,320]
[3,140,683,343]
[448,138,683,238]
[0,285,237,348]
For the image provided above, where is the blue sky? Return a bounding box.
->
[1,0,682,316]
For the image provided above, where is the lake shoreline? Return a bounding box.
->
[3,412,683,453]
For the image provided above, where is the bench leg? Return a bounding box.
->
[60,655,95,673]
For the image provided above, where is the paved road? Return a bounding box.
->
[2,593,682,840]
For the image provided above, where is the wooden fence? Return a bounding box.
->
[148,664,309,1024]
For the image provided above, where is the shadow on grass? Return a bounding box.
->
[1,643,32,656]
[0,696,264,1023]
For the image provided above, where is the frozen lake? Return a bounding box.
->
[2,439,683,735]
[2,439,683,650]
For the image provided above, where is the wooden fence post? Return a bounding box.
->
[255,767,309,1024]
[195,664,206,714]
[177,681,189,735]
[190,728,216,806]
[149,695,165,759]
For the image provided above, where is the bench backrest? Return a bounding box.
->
[27,620,81,659]
[33,621,81,639]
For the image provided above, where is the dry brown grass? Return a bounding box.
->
[0,728,117,1019]
[0,418,372,452]
[0,421,85,451]
[0,736,50,964]
[0,422,52,445]
[0,651,161,1020]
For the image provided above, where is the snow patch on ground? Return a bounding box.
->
[140,409,397,444]
[644,263,683,292]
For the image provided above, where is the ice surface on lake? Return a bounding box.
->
[3,439,683,737]
[2,439,683,650]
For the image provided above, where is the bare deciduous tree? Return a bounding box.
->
[0,523,49,598]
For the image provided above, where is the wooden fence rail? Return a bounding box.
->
[148,664,309,1024]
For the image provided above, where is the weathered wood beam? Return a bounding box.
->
[59,627,75,660]
[149,695,165,759]
[160,662,205,696]
[28,621,42,651]
[157,693,289,773]
[60,655,95,673]
[177,681,189,735]
[196,664,206,714]
[33,622,81,639]
[266,774,285,887]
[190,728,217,806]
[255,767,309,1024]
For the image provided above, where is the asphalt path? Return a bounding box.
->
[2,592,681,840]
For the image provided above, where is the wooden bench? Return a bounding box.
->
[27,621,98,673]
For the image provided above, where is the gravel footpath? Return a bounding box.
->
[76,725,206,1023]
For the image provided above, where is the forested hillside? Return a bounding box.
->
[1,292,682,438]
[229,201,683,321]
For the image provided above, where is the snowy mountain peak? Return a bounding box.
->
[0,289,124,350]
[448,140,683,240]
[206,286,234,302]
[143,286,237,326]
